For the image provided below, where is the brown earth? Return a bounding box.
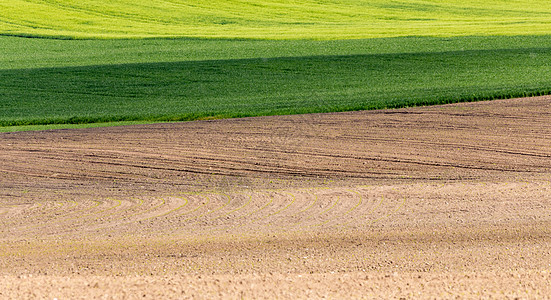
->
[1,96,550,299]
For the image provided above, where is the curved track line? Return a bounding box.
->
[178,194,215,222]
[340,191,384,228]
[91,198,138,220]
[61,200,102,222]
[266,190,321,230]
[311,189,363,228]
[281,189,339,231]
[266,191,296,219]
[169,193,232,234]
[215,193,253,220]
[298,189,364,229]
[239,191,273,220]
[35,199,99,225]
[139,196,189,221]
[368,197,407,225]
[80,198,122,219]
[0,202,47,226]
[39,200,65,215]
[110,197,145,220]
[303,195,341,228]
[343,189,364,218]
[11,199,94,233]
[168,194,227,236]
[240,191,297,231]
[183,192,232,223]
[126,197,166,220]
[221,191,275,232]
[175,193,210,219]
[290,189,319,216]
[96,197,154,236]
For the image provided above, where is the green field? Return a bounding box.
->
[1,1,551,131]
[2,0,551,39]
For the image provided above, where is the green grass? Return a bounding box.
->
[0,121,166,133]
[2,1,551,131]
[2,35,551,70]
[2,0,551,39]
[2,36,551,127]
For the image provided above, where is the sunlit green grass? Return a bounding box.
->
[2,1,551,131]
[2,40,550,127]
[2,0,551,39]
[2,35,551,70]
[0,121,164,133]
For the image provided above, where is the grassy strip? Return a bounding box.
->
[2,46,551,129]
[2,0,551,39]
[0,121,168,133]
[2,35,551,70]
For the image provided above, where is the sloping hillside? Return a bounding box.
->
[2,0,551,39]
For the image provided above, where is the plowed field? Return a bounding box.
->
[1,96,551,298]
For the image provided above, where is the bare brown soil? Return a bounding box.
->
[1,96,550,299]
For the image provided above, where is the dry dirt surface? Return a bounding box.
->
[1,96,551,299]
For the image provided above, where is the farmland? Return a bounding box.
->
[1,96,551,298]
[1,35,551,130]
[2,0,551,298]
[2,0,551,39]
[2,0,551,130]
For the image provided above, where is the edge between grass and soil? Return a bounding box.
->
[2,36,551,132]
